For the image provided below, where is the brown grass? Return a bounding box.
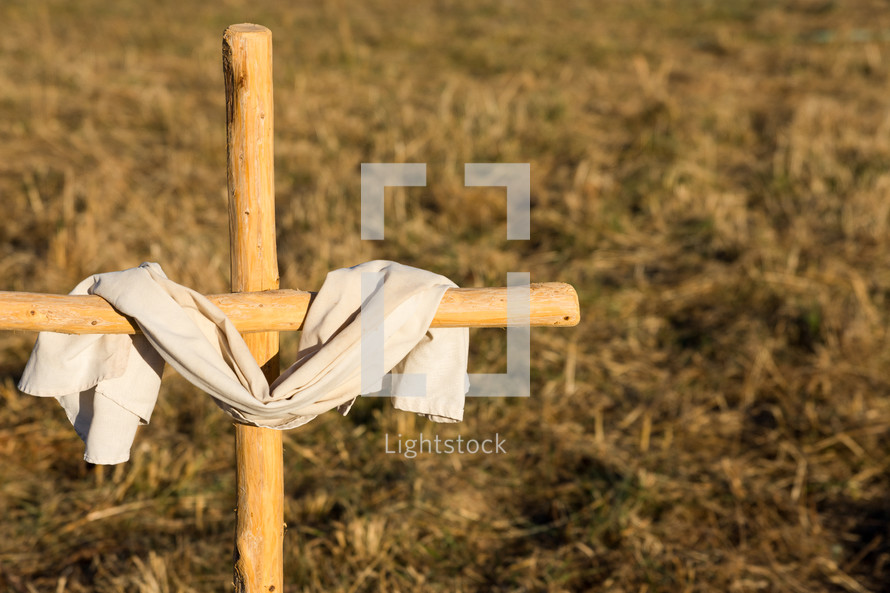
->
[2,0,890,591]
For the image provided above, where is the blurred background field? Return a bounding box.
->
[2,0,890,591]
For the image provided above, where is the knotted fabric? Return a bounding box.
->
[18,261,469,464]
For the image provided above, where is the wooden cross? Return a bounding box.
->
[0,24,579,592]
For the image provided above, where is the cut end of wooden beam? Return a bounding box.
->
[555,283,581,327]
[227,23,271,34]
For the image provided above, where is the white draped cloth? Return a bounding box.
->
[18,261,469,464]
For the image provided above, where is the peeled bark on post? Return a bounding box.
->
[223,24,283,593]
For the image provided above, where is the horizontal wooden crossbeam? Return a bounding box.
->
[0,283,579,334]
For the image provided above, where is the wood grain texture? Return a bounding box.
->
[224,23,283,593]
[0,283,580,334]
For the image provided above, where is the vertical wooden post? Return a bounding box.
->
[223,24,283,593]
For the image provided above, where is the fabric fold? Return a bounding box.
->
[18,261,469,464]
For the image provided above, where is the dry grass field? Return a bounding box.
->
[2,0,890,591]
